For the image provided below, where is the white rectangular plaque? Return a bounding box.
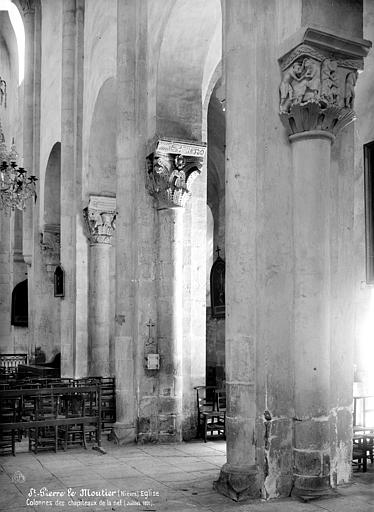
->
[156,139,207,158]
[147,353,160,370]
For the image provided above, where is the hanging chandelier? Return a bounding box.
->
[0,122,37,212]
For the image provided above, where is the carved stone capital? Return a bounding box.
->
[278,27,371,137]
[17,0,35,15]
[40,224,60,265]
[83,195,117,245]
[146,139,206,209]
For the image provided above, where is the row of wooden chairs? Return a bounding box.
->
[0,385,102,456]
[0,376,116,434]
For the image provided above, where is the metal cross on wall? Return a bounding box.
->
[146,319,155,341]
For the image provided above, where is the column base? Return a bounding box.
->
[111,423,136,445]
[213,463,260,501]
[292,476,335,501]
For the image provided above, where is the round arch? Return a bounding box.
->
[207,79,225,251]
[87,77,116,196]
[44,142,61,227]
[156,0,222,140]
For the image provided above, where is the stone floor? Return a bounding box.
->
[0,438,373,512]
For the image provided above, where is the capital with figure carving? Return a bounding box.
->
[278,28,371,137]
[83,195,117,245]
[146,138,206,209]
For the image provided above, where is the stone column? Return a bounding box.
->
[214,0,261,501]
[278,28,371,498]
[146,139,206,441]
[157,206,184,441]
[19,1,36,360]
[113,0,140,444]
[20,1,35,268]
[60,0,84,377]
[291,130,333,497]
[83,196,116,377]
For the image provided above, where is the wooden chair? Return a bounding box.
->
[0,395,20,456]
[58,391,86,450]
[76,377,115,433]
[352,427,374,472]
[29,390,59,453]
[58,387,100,450]
[195,386,225,442]
[353,434,368,472]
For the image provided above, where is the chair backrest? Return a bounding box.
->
[195,386,217,413]
[216,390,226,411]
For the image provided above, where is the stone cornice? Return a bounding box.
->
[146,139,206,209]
[278,26,372,137]
[279,25,371,67]
[83,195,117,245]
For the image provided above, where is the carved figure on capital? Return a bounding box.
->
[88,210,116,232]
[18,0,35,15]
[146,139,206,209]
[303,58,321,101]
[344,71,358,109]
[0,78,7,107]
[321,59,340,106]
[278,42,364,136]
[83,196,117,245]
[279,62,304,113]
[40,225,60,267]
[279,56,321,113]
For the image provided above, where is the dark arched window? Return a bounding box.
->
[210,254,225,318]
[54,265,64,297]
[11,279,28,327]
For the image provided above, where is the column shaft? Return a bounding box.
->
[214,0,261,501]
[22,9,35,360]
[88,243,111,376]
[291,132,333,496]
[22,10,34,267]
[112,0,137,443]
[157,207,183,442]
[60,0,84,377]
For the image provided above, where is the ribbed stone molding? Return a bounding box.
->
[83,195,117,245]
[146,139,206,209]
[278,26,371,137]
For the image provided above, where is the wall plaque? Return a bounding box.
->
[156,139,207,158]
